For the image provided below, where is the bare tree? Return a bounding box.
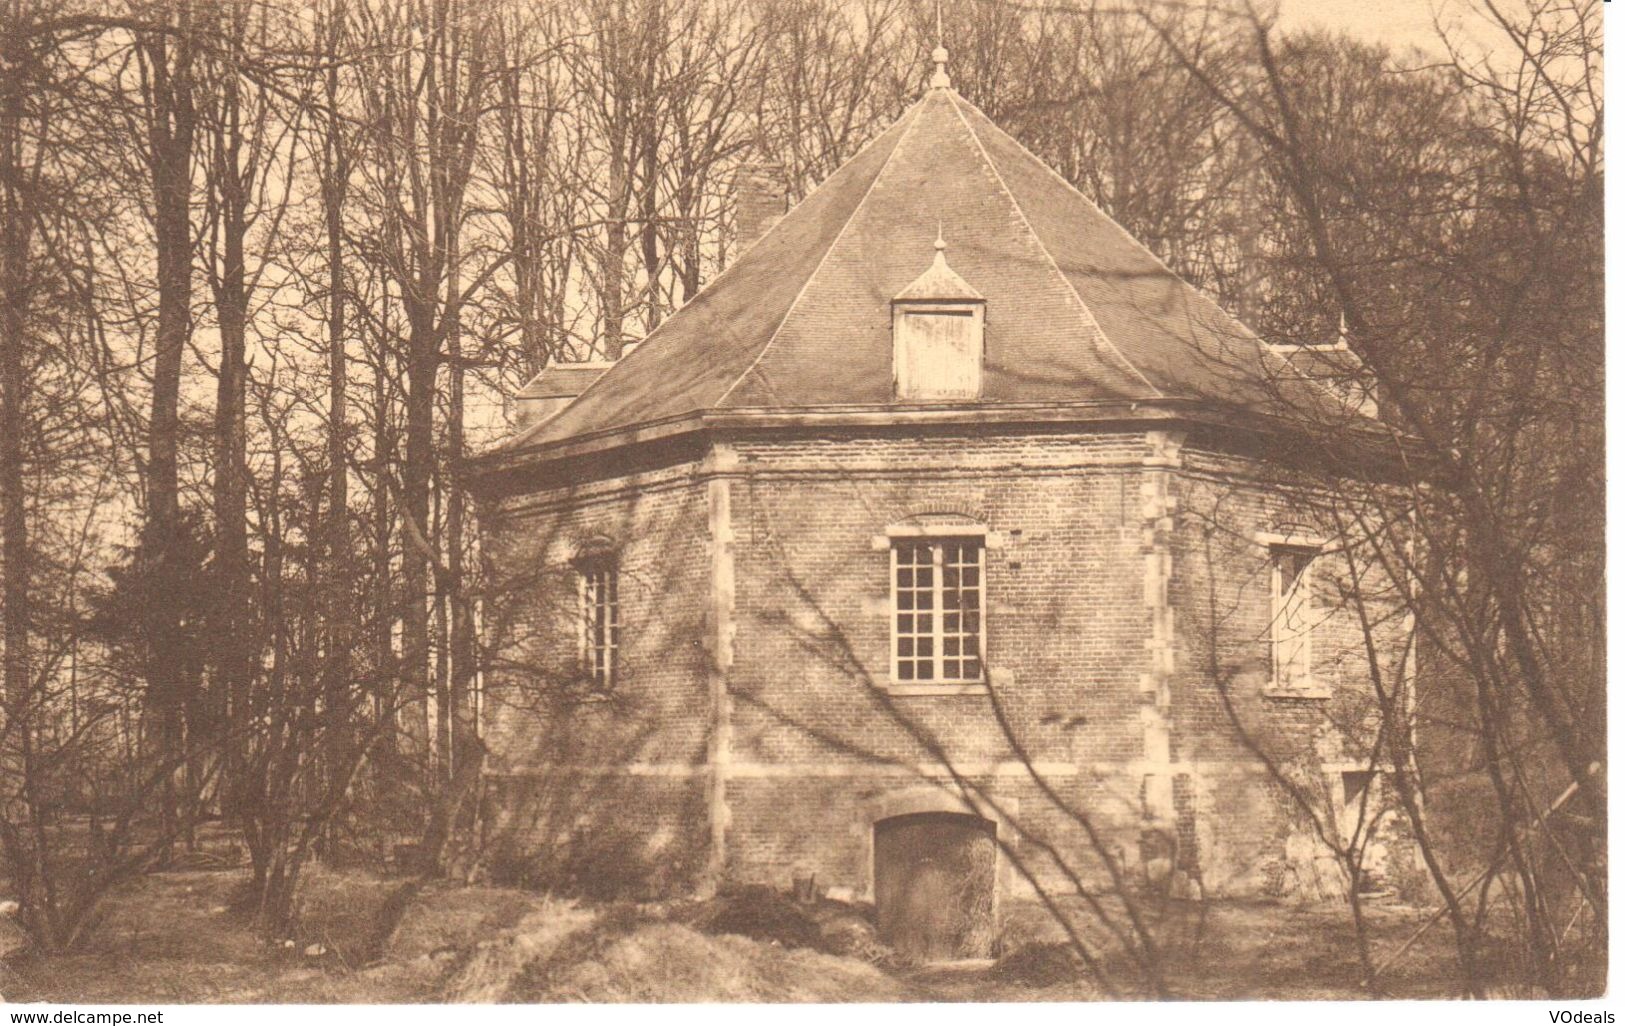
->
[127,0,205,849]
[350,0,501,812]
[747,0,910,198]
[1145,0,1604,995]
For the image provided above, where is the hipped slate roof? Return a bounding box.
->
[517,362,614,401]
[500,85,1347,455]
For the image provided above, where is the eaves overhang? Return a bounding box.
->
[463,399,1412,500]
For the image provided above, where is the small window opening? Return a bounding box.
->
[895,309,982,400]
[1340,770,1384,891]
[1270,544,1317,690]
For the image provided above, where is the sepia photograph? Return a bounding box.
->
[0,0,1605,1008]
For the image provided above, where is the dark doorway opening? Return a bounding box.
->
[873,811,997,961]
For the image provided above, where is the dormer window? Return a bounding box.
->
[893,233,985,402]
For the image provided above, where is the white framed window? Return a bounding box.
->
[578,556,619,689]
[1269,544,1318,691]
[892,537,984,683]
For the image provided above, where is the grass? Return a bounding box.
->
[0,864,1503,1003]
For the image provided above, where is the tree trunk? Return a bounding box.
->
[0,37,38,918]
[372,343,395,751]
[0,20,33,754]
[320,0,354,833]
[207,29,251,826]
[138,11,200,852]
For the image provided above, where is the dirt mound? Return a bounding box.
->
[815,907,893,963]
[418,888,906,1002]
[685,885,893,964]
[436,899,597,1002]
[515,921,917,1002]
[694,885,823,949]
[990,941,1088,987]
[383,881,557,961]
[1,870,1504,1002]
[293,865,411,965]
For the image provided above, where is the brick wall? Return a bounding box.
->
[1170,441,1411,895]
[478,458,715,893]
[719,430,1152,895]
[477,424,1409,902]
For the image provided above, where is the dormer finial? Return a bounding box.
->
[894,228,983,304]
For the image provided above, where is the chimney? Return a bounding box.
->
[733,163,788,255]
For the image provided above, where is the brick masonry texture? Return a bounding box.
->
[478,425,1409,902]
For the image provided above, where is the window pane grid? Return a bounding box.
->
[893,538,983,684]
[583,564,619,688]
[894,542,936,681]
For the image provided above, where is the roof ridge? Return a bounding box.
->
[951,95,1258,346]
[951,95,1372,419]
[945,92,1164,399]
[716,94,934,408]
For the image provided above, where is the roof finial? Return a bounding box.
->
[930,1,951,90]
[934,221,947,254]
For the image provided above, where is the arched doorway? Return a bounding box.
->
[873,811,997,961]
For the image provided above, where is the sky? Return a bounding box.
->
[1268,0,1510,58]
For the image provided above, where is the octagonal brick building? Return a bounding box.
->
[469,59,1403,957]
